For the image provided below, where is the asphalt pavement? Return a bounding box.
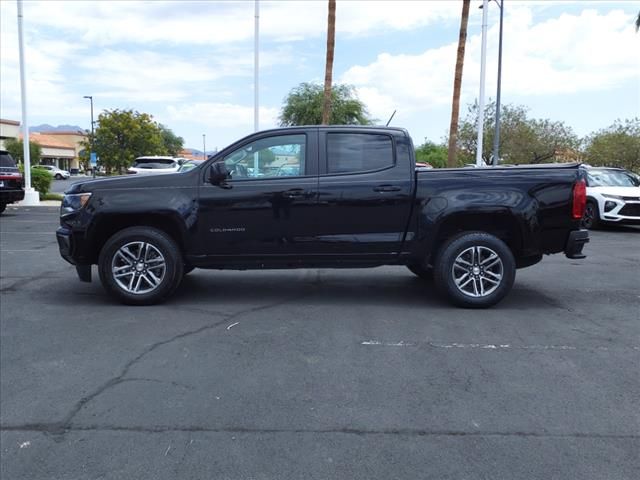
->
[1,206,639,479]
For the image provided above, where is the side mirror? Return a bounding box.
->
[209,162,230,185]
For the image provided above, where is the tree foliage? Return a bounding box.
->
[583,118,640,173]
[4,138,42,165]
[80,109,167,174]
[456,101,580,165]
[415,139,448,168]
[279,82,374,126]
[159,124,185,156]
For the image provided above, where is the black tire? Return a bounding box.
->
[0,203,6,214]
[55,174,62,180]
[407,263,433,281]
[98,227,184,305]
[434,232,516,308]
[581,201,600,230]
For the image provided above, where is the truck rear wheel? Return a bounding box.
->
[434,232,515,308]
[98,227,184,305]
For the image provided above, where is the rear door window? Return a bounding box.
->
[326,133,393,174]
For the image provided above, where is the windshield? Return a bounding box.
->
[587,170,639,187]
[132,159,176,169]
[0,152,17,168]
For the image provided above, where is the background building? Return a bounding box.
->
[0,118,86,171]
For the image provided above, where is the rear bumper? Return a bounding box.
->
[0,189,25,204]
[564,229,589,259]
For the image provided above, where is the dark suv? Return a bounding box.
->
[0,150,25,214]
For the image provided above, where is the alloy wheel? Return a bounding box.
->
[111,241,166,294]
[451,245,504,298]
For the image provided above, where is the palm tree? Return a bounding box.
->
[447,0,471,167]
[322,0,337,125]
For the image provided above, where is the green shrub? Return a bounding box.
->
[31,168,53,196]
[40,193,64,201]
[18,165,53,196]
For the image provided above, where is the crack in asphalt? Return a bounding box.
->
[6,293,310,436]
[0,270,69,292]
[0,423,637,440]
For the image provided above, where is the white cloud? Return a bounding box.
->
[9,0,460,48]
[166,102,279,129]
[341,8,640,118]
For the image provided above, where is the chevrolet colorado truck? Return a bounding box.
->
[56,126,589,308]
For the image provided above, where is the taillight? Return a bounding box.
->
[572,179,586,220]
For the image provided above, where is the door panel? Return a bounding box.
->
[196,130,318,258]
[315,131,413,255]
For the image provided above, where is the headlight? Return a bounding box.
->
[62,193,92,213]
[602,194,623,200]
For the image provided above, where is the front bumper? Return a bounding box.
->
[56,227,75,264]
[57,226,92,282]
[564,229,589,259]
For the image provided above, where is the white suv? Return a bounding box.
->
[127,156,181,175]
[35,164,70,180]
[582,166,640,229]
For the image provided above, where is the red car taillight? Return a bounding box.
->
[572,179,586,220]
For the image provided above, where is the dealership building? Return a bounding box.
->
[0,118,86,171]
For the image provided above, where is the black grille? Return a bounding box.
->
[620,204,640,217]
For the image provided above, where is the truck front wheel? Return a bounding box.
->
[98,227,184,305]
[434,232,515,308]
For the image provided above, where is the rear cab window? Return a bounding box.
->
[325,133,394,175]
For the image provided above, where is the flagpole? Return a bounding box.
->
[254,0,259,132]
[17,0,39,205]
[475,0,489,168]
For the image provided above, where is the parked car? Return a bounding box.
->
[56,126,588,308]
[0,150,25,213]
[581,166,640,229]
[34,164,70,180]
[127,156,181,175]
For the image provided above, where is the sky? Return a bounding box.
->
[0,0,638,152]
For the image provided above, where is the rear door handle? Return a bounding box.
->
[373,185,401,192]
[284,188,305,198]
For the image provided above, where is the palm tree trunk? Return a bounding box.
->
[322,0,337,125]
[447,0,470,167]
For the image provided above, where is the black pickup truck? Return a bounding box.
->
[57,126,589,308]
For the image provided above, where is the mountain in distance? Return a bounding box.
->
[30,124,84,133]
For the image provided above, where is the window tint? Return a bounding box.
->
[224,134,306,179]
[327,133,393,174]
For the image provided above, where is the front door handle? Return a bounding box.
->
[373,185,401,193]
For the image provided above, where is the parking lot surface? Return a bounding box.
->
[1,206,639,479]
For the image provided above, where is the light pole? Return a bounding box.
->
[83,95,94,177]
[475,0,489,167]
[491,0,504,166]
[202,134,206,160]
